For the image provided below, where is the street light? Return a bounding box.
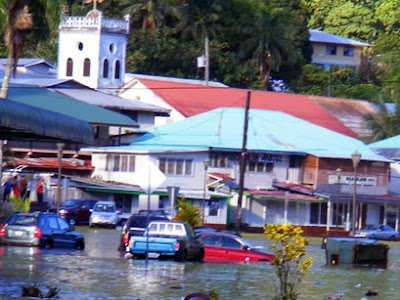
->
[351,150,361,236]
[335,168,342,234]
[202,160,209,224]
[56,143,65,214]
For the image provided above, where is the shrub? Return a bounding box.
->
[9,196,30,213]
[264,224,313,300]
[173,198,202,228]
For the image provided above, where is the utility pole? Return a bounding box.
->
[205,36,209,86]
[235,91,251,231]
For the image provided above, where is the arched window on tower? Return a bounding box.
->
[83,58,91,77]
[66,58,73,76]
[114,60,120,79]
[103,59,109,78]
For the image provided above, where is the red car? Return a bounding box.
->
[198,232,274,263]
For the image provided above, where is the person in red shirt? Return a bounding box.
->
[36,178,44,203]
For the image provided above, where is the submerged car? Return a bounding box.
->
[0,212,85,249]
[118,213,169,251]
[59,199,98,225]
[355,224,399,241]
[89,201,121,228]
[198,232,274,263]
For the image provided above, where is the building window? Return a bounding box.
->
[66,58,73,76]
[326,45,337,55]
[83,58,91,77]
[343,46,354,56]
[310,202,327,225]
[248,161,273,173]
[210,153,234,168]
[103,59,109,78]
[109,43,116,54]
[78,42,83,51]
[106,154,135,172]
[159,158,193,176]
[208,200,219,216]
[115,60,120,79]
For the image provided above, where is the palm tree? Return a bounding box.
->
[123,0,170,31]
[238,10,295,89]
[173,0,223,41]
[365,97,400,142]
[0,0,32,99]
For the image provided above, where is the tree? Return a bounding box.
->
[264,224,313,300]
[173,198,202,228]
[0,0,32,99]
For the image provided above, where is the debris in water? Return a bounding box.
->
[355,283,361,288]
[21,285,59,298]
[365,289,378,296]
[184,292,212,300]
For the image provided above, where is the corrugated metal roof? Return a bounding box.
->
[135,78,360,138]
[87,107,389,162]
[369,135,400,149]
[309,29,370,47]
[125,73,228,87]
[0,58,55,69]
[0,98,94,144]
[248,190,321,202]
[7,83,137,127]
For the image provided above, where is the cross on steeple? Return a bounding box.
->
[85,0,104,11]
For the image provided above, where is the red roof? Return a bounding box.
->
[11,158,94,171]
[208,172,234,181]
[139,79,359,138]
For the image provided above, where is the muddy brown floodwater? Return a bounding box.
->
[1,227,400,299]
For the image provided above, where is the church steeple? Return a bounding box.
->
[57,6,130,93]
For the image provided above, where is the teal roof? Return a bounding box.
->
[90,108,389,162]
[369,136,400,149]
[7,84,137,127]
[0,98,94,144]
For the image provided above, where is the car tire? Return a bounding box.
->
[89,222,94,228]
[75,240,85,250]
[390,235,396,241]
[175,249,187,262]
[40,239,53,249]
[196,249,204,262]
[68,215,76,226]
[119,219,127,227]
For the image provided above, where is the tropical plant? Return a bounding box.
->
[264,224,313,300]
[173,198,202,228]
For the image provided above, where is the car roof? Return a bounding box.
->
[199,231,241,239]
[148,220,186,225]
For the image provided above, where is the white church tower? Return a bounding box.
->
[57,6,130,92]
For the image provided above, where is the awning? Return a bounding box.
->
[247,190,321,203]
[0,99,94,144]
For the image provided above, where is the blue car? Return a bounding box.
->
[355,224,399,241]
[0,212,85,249]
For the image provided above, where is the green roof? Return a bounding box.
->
[8,84,137,127]
[0,98,94,144]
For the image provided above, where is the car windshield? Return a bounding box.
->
[363,225,378,230]
[62,200,81,207]
[236,236,255,249]
[8,215,37,226]
[94,204,115,212]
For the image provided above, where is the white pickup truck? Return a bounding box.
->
[127,220,204,261]
[89,201,130,228]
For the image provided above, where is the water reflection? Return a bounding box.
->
[1,228,400,299]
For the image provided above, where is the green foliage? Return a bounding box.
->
[9,196,30,213]
[264,224,313,300]
[173,198,202,228]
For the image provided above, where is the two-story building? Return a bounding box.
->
[309,29,370,69]
[84,107,394,234]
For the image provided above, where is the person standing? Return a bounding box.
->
[36,178,44,203]
[12,176,19,199]
[19,176,27,200]
[2,177,13,202]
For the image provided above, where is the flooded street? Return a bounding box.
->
[1,227,400,299]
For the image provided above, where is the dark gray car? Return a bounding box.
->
[0,212,85,249]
